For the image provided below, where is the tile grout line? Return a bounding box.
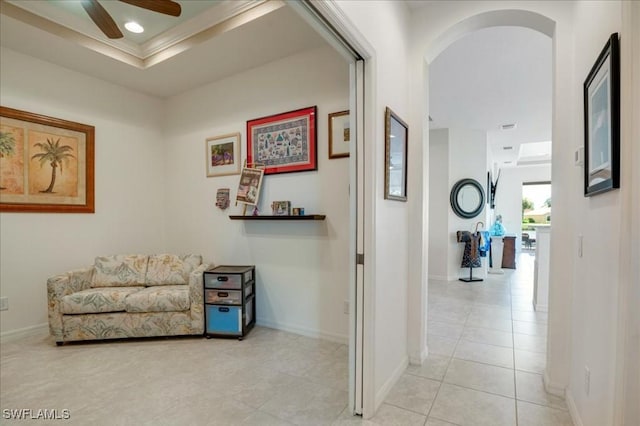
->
[423,306,470,424]
[510,272,520,426]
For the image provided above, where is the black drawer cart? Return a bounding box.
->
[203,265,256,339]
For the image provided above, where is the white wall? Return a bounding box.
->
[568,2,627,425]
[334,0,412,414]
[407,1,636,425]
[428,127,489,280]
[494,164,551,245]
[163,46,351,342]
[0,48,166,334]
[428,129,448,280]
[447,128,488,279]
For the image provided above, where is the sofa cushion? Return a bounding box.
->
[124,285,190,313]
[60,287,144,314]
[91,255,149,288]
[145,254,202,286]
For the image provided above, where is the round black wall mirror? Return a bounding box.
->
[450,178,485,219]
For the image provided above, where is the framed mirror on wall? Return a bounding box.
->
[450,178,485,219]
[384,107,408,201]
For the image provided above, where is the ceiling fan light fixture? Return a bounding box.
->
[124,21,144,34]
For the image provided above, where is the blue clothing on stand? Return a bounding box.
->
[478,231,491,257]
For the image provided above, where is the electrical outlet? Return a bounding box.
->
[0,297,8,311]
[343,300,349,315]
[584,366,590,395]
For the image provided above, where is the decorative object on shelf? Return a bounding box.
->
[271,201,291,216]
[0,106,95,213]
[292,207,304,216]
[384,107,408,202]
[247,106,317,175]
[489,214,506,236]
[328,110,350,159]
[206,132,240,177]
[583,32,620,197]
[215,188,230,210]
[236,166,264,207]
[450,178,485,219]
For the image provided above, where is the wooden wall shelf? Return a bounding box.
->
[229,215,326,221]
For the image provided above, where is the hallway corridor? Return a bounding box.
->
[373,252,573,425]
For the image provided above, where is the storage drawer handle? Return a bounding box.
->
[218,307,230,313]
[217,276,229,282]
[217,292,228,297]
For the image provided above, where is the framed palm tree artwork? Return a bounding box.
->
[0,106,95,213]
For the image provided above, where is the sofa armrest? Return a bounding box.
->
[188,263,210,333]
[47,267,94,342]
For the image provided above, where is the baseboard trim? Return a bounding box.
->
[408,346,428,365]
[543,370,566,397]
[0,323,48,343]
[256,318,348,345]
[565,389,584,426]
[427,275,450,281]
[375,355,409,411]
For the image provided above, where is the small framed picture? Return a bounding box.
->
[206,133,240,177]
[271,201,291,216]
[236,167,264,206]
[384,107,408,202]
[583,33,620,196]
[328,110,350,159]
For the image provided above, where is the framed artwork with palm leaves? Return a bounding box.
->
[0,106,95,213]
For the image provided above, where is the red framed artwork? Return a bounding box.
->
[246,106,317,175]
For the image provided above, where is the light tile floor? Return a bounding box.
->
[1,251,572,425]
[378,250,573,426]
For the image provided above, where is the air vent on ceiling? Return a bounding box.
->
[500,123,517,130]
[503,146,513,150]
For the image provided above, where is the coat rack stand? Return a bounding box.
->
[459,265,483,283]
[458,222,485,283]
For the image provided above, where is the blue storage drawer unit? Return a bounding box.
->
[206,305,242,334]
[203,265,255,339]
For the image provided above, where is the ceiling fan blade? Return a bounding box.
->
[81,0,123,39]
[118,0,182,17]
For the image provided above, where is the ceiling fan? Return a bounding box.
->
[81,0,182,39]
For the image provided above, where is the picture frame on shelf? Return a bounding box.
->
[206,132,240,177]
[384,107,408,202]
[583,32,620,197]
[0,106,95,213]
[328,110,350,159]
[236,167,264,206]
[247,106,317,175]
[271,201,291,216]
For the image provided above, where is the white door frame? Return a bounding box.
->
[288,0,376,417]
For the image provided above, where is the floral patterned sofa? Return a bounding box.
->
[47,254,210,345]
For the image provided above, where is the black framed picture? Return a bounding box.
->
[583,33,620,197]
[384,107,408,202]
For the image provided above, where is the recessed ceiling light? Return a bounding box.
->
[500,123,517,130]
[124,21,144,34]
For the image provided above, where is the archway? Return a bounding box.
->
[409,6,572,402]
